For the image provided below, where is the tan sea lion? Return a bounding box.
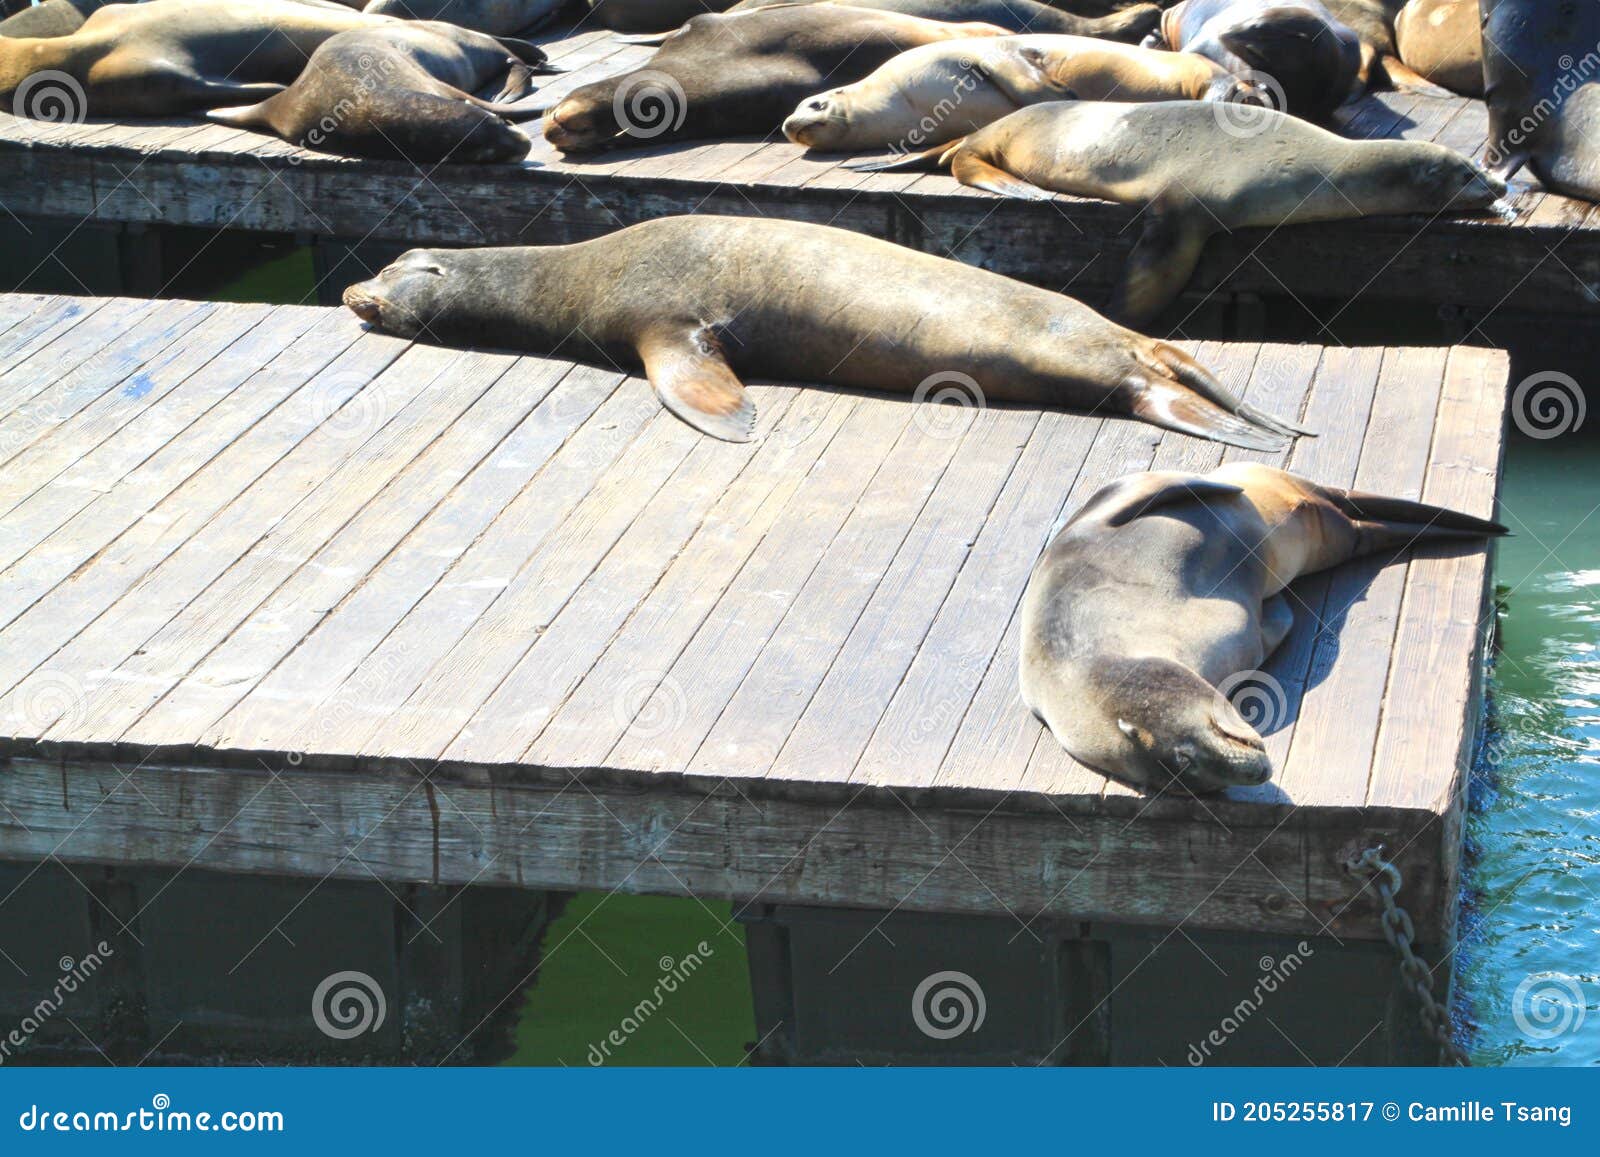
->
[543,6,1007,152]
[341,215,1308,449]
[0,0,395,116]
[783,33,1247,151]
[206,22,555,162]
[727,0,1162,40]
[869,100,1505,324]
[1393,0,1481,97]
[1020,463,1505,794]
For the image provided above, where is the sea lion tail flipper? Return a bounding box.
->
[1144,341,1313,439]
[611,30,675,45]
[1109,206,1210,327]
[1126,378,1291,452]
[845,141,953,174]
[1322,488,1508,550]
[949,151,1053,200]
[1372,54,1451,98]
[638,326,757,443]
[494,36,562,73]
[205,101,273,130]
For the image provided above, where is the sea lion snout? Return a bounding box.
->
[782,93,845,148]
[342,284,385,326]
[543,95,611,151]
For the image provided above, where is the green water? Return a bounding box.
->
[1459,428,1600,1067]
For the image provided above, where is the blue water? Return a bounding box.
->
[1460,428,1600,1066]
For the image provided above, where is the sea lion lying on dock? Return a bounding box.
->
[1392,0,1481,97]
[1482,0,1600,200]
[1020,463,1505,794]
[359,0,562,35]
[783,34,1247,151]
[341,215,1307,449]
[867,100,1504,324]
[0,0,395,116]
[543,6,1006,152]
[1146,0,1364,119]
[207,21,554,162]
[728,0,1161,41]
[583,0,738,33]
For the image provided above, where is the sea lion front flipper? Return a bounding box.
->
[637,326,757,443]
[949,151,1053,200]
[1080,471,1246,528]
[1110,204,1211,326]
[977,46,1078,105]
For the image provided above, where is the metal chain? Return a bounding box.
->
[1347,846,1471,1066]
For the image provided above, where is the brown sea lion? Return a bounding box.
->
[360,0,563,35]
[0,0,396,116]
[869,100,1504,323]
[1147,0,1364,119]
[728,0,1162,40]
[1393,0,1480,96]
[1020,463,1504,794]
[582,0,739,33]
[1483,0,1600,200]
[206,22,555,162]
[543,6,1007,151]
[783,33,1248,151]
[341,215,1308,449]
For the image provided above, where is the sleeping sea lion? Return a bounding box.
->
[783,33,1247,151]
[341,215,1308,449]
[1147,0,1364,119]
[1482,0,1600,200]
[206,21,555,161]
[543,6,1007,152]
[359,0,562,36]
[728,0,1161,41]
[1392,0,1481,96]
[869,100,1504,323]
[0,0,395,116]
[1020,463,1505,794]
[582,0,739,33]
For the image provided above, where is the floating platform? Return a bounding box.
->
[0,292,1508,964]
[0,24,1597,320]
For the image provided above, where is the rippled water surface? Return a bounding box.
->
[1461,429,1600,1066]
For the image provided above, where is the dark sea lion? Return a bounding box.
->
[0,0,106,38]
[871,100,1504,323]
[543,6,1007,151]
[1148,0,1364,119]
[783,33,1245,150]
[206,21,555,161]
[360,0,563,35]
[341,215,1307,449]
[0,0,394,116]
[1020,463,1505,794]
[1482,0,1600,199]
[583,0,739,33]
[1392,0,1481,96]
[729,0,1162,41]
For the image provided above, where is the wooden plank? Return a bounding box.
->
[0,296,160,406]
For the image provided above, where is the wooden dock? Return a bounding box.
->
[0,292,1507,960]
[0,23,1597,321]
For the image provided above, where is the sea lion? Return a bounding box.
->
[1020,463,1505,794]
[728,0,1162,41]
[543,6,1007,152]
[783,33,1248,151]
[1147,0,1364,119]
[341,215,1308,449]
[359,0,562,36]
[582,0,739,33]
[0,0,105,38]
[206,22,554,162]
[870,100,1504,323]
[0,0,396,116]
[1481,0,1600,199]
[1392,0,1481,96]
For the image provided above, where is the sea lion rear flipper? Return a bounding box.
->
[638,326,757,443]
[846,141,954,174]
[1082,471,1246,528]
[1372,54,1451,97]
[1320,487,1509,547]
[1110,205,1211,327]
[494,36,562,73]
[950,151,1053,200]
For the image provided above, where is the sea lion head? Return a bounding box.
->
[1088,655,1272,795]
[1414,147,1507,212]
[781,89,851,150]
[343,249,457,337]
[543,86,619,152]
